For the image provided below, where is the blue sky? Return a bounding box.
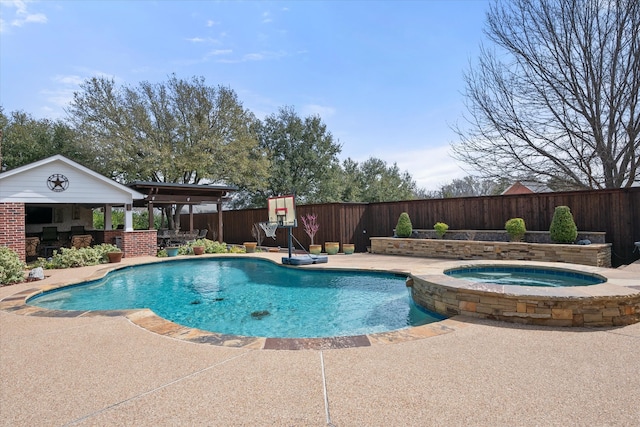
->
[0,0,490,191]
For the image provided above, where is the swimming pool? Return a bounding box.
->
[445,266,605,287]
[29,258,444,338]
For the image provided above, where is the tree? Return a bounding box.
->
[453,0,640,189]
[438,175,507,198]
[341,157,419,202]
[68,75,269,228]
[0,108,88,171]
[250,106,342,206]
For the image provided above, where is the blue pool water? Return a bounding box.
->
[30,258,443,338]
[445,266,605,287]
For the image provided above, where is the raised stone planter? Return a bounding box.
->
[371,237,612,267]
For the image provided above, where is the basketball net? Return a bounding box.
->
[259,222,278,239]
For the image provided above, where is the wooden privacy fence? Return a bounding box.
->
[184,187,640,266]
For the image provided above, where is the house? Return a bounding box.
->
[0,155,156,261]
[501,181,553,195]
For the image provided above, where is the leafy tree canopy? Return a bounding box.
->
[0,108,89,171]
[67,74,269,188]
[247,106,342,206]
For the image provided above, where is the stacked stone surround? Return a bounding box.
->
[103,230,157,258]
[0,203,26,261]
[410,273,640,327]
[370,237,612,268]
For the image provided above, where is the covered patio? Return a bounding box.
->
[128,181,236,246]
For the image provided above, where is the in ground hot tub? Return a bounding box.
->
[410,262,640,327]
[444,266,606,287]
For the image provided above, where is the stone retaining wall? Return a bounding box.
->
[370,237,612,267]
[408,229,606,244]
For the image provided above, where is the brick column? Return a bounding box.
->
[0,202,26,262]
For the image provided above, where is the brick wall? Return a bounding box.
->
[122,230,157,257]
[0,203,26,262]
[370,237,612,267]
[98,230,157,257]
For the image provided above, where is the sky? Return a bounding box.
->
[0,0,491,191]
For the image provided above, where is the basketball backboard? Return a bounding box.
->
[267,195,296,227]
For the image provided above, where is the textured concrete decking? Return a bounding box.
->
[1,253,639,426]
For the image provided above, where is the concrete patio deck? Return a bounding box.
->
[1,253,639,426]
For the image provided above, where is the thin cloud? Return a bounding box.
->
[206,49,232,56]
[230,50,287,63]
[186,36,220,44]
[1,0,47,32]
[206,19,218,27]
[262,11,272,23]
[303,104,336,119]
[53,74,84,85]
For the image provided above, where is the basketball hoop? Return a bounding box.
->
[259,222,279,239]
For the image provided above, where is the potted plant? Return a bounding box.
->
[107,249,123,263]
[243,242,257,253]
[342,243,355,254]
[505,218,526,242]
[434,222,449,239]
[192,245,205,255]
[301,213,321,254]
[166,246,179,257]
[325,242,340,255]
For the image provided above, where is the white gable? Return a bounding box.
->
[0,155,145,204]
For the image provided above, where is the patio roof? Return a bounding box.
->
[128,181,237,206]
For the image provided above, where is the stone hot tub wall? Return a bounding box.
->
[410,273,640,327]
[370,237,612,267]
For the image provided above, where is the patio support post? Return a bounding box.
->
[189,204,194,232]
[125,203,134,231]
[148,202,154,230]
[104,204,112,230]
[217,200,223,243]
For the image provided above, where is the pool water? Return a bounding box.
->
[445,266,605,287]
[30,258,443,338]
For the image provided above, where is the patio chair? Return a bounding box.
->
[70,225,86,236]
[197,229,208,239]
[41,226,59,243]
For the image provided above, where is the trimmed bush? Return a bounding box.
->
[395,212,413,238]
[0,247,26,285]
[549,206,578,243]
[505,218,526,241]
[434,222,449,239]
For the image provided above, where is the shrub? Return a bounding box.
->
[505,218,526,241]
[186,238,229,254]
[549,206,578,243]
[229,245,246,253]
[0,247,26,285]
[395,212,413,238]
[33,244,120,269]
[434,222,449,239]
